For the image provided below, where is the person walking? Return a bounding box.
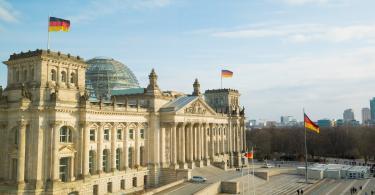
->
[297,189,300,195]
[301,189,304,194]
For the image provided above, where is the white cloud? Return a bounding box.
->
[70,0,172,23]
[0,0,19,23]
[212,24,375,43]
[282,0,330,5]
[279,0,347,6]
[230,47,375,120]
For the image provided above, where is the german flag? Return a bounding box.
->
[49,17,70,32]
[221,69,233,78]
[244,152,253,159]
[304,113,319,133]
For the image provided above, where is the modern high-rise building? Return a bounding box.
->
[370,98,375,121]
[343,109,355,122]
[317,119,333,128]
[361,107,371,124]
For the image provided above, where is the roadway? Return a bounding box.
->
[155,166,246,195]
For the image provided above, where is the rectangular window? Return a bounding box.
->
[104,129,109,141]
[89,151,95,175]
[93,185,98,195]
[117,129,122,140]
[140,129,145,139]
[121,179,125,189]
[90,129,95,141]
[129,129,134,139]
[59,157,69,182]
[107,182,112,193]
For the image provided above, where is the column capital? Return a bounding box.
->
[79,121,94,128]
[49,120,62,128]
[18,120,28,128]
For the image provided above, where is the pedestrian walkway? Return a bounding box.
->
[308,178,375,195]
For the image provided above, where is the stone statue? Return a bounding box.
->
[21,83,32,100]
[240,106,245,116]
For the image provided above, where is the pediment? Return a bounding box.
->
[59,145,77,155]
[177,97,216,116]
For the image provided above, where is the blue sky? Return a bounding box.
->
[1,0,375,122]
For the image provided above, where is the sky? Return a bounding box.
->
[1,0,375,122]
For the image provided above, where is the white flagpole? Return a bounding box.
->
[303,108,308,184]
[47,15,50,50]
[252,147,255,195]
[220,69,223,89]
[241,158,244,193]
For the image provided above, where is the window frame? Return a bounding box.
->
[117,129,122,140]
[129,129,134,140]
[104,129,110,141]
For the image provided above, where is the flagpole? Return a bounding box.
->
[220,71,223,89]
[303,108,308,184]
[252,147,255,195]
[47,15,50,50]
[241,159,244,194]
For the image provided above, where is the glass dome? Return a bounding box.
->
[86,57,140,99]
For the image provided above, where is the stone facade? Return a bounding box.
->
[0,50,246,194]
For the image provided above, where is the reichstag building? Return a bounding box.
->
[0,49,246,194]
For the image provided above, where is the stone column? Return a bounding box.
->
[82,122,90,177]
[57,66,60,86]
[238,124,242,153]
[51,121,61,181]
[221,125,225,154]
[188,124,194,169]
[124,125,129,170]
[97,123,103,174]
[111,124,116,171]
[135,126,140,167]
[171,123,177,167]
[204,124,210,166]
[198,124,201,161]
[243,125,247,151]
[70,156,75,181]
[200,124,204,160]
[236,124,241,152]
[209,124,214,160]
[17,121,27,184]
[159,125,166,167]
[180,123,186,169]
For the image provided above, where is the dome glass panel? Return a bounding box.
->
[86,57,140,99]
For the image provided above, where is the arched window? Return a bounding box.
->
[61,71,66,82]
[60,126,72,143]
[116,148,121,170]
[103,149,110,172]
[51,69,57,81]
[70,72,75,84]
[23,70,27,81]
[89,150,96,174]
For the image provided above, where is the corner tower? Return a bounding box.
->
[3,49,87,104]
[204,89,240,114]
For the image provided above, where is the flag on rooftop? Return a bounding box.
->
[221,69,233,78]
[49,17,70,32]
